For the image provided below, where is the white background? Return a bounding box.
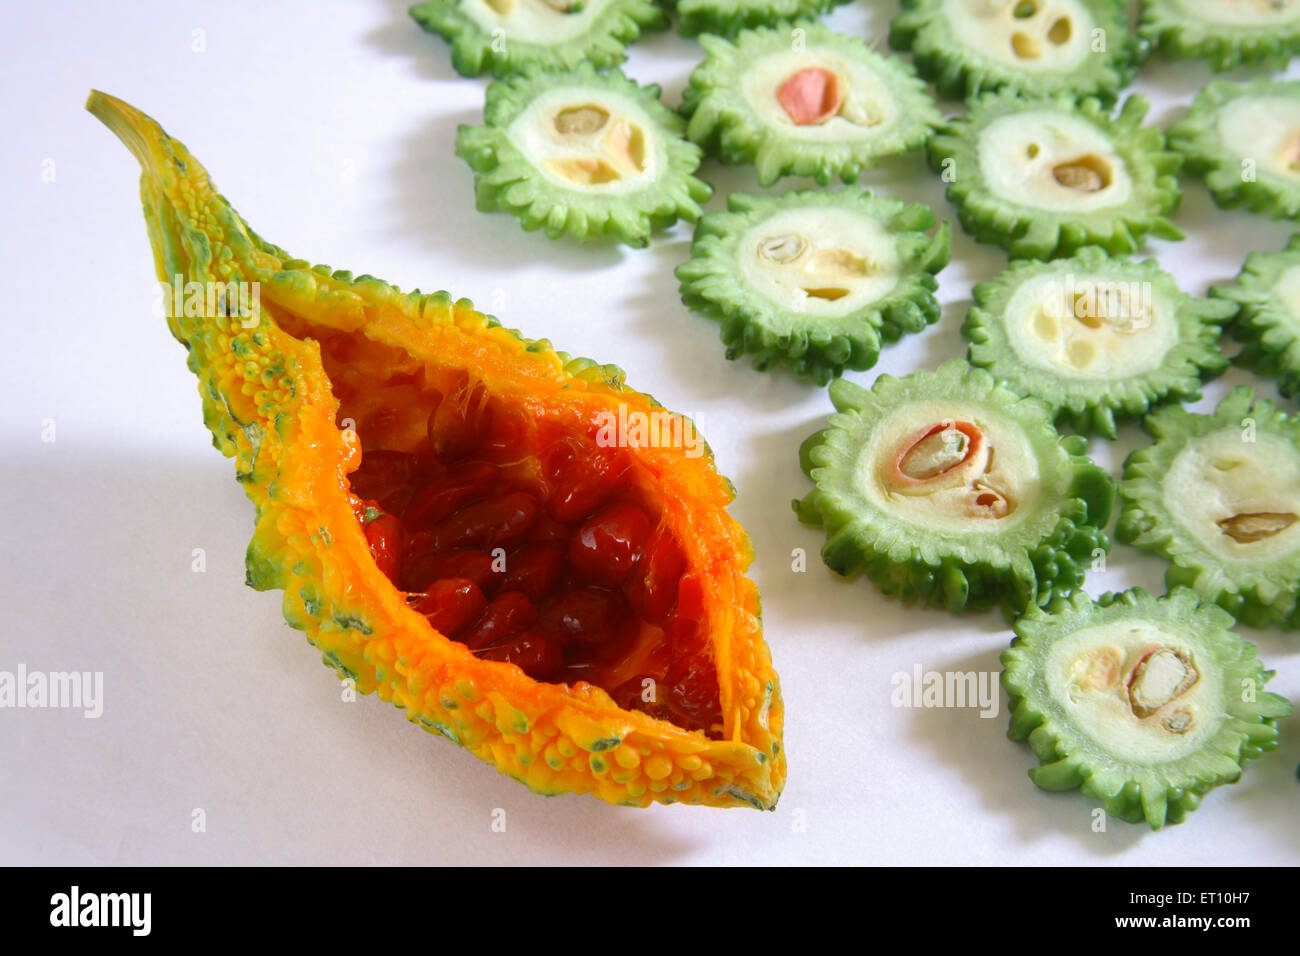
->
[1,0,1297,865]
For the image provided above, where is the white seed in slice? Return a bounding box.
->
[554,105,609,136]
[1071,645,1124,692]
[1128,647,1198,718]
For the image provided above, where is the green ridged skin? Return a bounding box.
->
[795,359,1114,617]
[676,188,952,384]
[1139,0,1300,71]
[1003,588,1291,830]
[1214,235,1300,398]
[889,0,1145,104]
[963,249,1234,437]
[670,0,851,37]
[1118,387,1300,629]
[927,91,1184,260]
[1168,79,1300,222]
[409,0,666,77]
[455,63,712,247]
[681,23,942,187]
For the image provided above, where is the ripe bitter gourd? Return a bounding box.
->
[889,0,1145,104]
[1118,387,1300,630]
[88,90,784,810]
[669,0,852,38]
[927,91,1184,260]
[1139,0,1300,71]
[963,249,1234,437]
[1168,78,1300,222]
[680,23,942,187]
[676,188,951,384]
[1003,587,1291,829]
[456,62,711,247]
[408,0,666,78]
[794,359,1114,616]
[1213,234,1300,398]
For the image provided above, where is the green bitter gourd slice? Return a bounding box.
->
[1003,587,1291,829]
[455,62,712,247]
[676,188,952,384]
[1213,234,1300,398]
[1118,387,1300,629]
[1167,78,1300,222]
[680,23,942,187]
[670,0,852,38]
[889,0,1144,104]
[409,0,666,78]
[1138,0,1300,71]
[794,359,1114,616]
[963,248,1234,437]
[926,91,1183,260]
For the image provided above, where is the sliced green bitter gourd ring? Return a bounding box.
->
[1003,587,1291,830]
[889,0,1144,104]
[1139,0,1300,71]
[1168,79,1300,222]
[409,0,666,78]
[1118,387,1300,629]
[927,91,1184,260]
[795,359,1114,615]
[681,23,942,187]
[964,249,1234,437]
[671,0,852,37]
[676,188,952,384]
[1213,235,1300,398]
[455,63,712,247]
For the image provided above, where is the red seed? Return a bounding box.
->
[402,461,497,530]
[541,588,633,648]
[543,439,626,522]
[462,590,538,650]
[665,655,721,731]
[480,630,563,681]
[480,403,532,462]
[401,548,499,594]
[500,542,565,602]
[432,492,538,552]
[364,514,403,583]
[569,502,651,588]
[414,578,487,638]
[527,509,572,544]
[624,527,687,624]
[349,450,417,506]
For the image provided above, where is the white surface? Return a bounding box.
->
[1,0,1297,866]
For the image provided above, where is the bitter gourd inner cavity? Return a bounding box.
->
[313,333,724,735]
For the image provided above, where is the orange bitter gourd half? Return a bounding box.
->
[87,91,784,810]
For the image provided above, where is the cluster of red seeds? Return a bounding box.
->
[348,384,723,735]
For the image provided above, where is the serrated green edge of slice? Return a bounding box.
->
[926,90,1184,260]
[964,248,1233,438]
[1213,233,1300,397]
[672,0,852,38]
[409,0,667,78]
[454,62,712,247]
[794,358,1114,616]
[681,22,943,187]
[1138,0,1300,71]
[888,0,1146,105]
[1168,78,1300,222]
[676,187,952,384]
[1003,586,1291,830]
[1118,386,1300,628]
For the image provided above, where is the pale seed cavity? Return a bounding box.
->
[1011,32,1041,59]
[805,247,870,278]
[554,105,609,136]
[1161,708,1196,735]
[899,426,970,480]
[1128,647,1199,719]
[1071,645,1124,692]
[758,233,806,264]
[1052,154,1114,192]
[1218,511,1299,543]
[1048,16,1071,44]
[486,0,515,12]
